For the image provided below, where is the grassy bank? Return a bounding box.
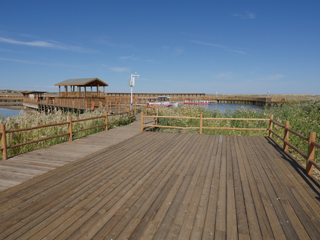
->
[0,110,135,160]
[156,101,320,164]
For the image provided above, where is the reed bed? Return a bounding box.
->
[157,101,320,164]
[0,110,134,159]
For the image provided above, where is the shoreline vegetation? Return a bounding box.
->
[155,101,320,178]
[0,110,135,160]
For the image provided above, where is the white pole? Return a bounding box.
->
[131,85,133,106]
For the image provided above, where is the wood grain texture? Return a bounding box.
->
[0,133,319,239]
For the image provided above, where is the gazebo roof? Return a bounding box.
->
[55,78,108,87]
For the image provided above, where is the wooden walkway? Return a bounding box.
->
[0,132,320,239]
[0,114,143,192]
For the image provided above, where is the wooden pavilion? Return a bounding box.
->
[55,78,108,109]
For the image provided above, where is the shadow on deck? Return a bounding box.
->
[0,132,319,239]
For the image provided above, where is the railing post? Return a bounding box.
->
[141,112,144,132]
[283,121,289,152]
[105,111,108,131]
[156,109,158,125]
[0,124,7,160]
[68,116,73,142]
[269,114,273,138]
[306,132,316,175]
[200,113,203,135]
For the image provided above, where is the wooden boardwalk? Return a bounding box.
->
[0,132,320,239]
[0,114,143,192]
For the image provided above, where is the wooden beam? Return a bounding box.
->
[0,124,7,160]
[306,132,317,175]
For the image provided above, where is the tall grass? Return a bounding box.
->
[0,110,134,159]
[157,101,320,164]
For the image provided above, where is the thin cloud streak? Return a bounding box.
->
[0,37,97,53]
[119,55,135,60]
[0,57,92,67]
[191,40,246,54]
[233,12,256,19]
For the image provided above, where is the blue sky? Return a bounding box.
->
[0,1,319,94]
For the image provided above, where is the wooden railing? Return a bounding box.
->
[269,115,320,175]
[141,112,269,134]
[141,112,320,175]
[0,95,23,101]
[0,110,134,160]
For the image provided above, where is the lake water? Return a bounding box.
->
[0,103,264,118]
[0,108,24,118]
[204,103,264,113]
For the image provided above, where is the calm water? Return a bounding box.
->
[204,103,264,113]
[0,108,23,118]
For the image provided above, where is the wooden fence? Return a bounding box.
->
[269,115,320,175]
[0,110,134,160]
[141,112,320,175]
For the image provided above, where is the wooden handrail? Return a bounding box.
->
[203,127,268,131]
[271,120,285,128]
[7,133,70,149]
[287,128,309,141]
[271,120,319,176]
[284,141,308,160]
[143,116,199,119]
[72,115,105,123]
[141,114,269,133]
[0,110,134,160]
[204,117,269,121]
[270,130,284,141]
[6,122,69,133]
[311,142,320,149]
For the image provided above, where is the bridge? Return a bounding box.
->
[0,114,319,239]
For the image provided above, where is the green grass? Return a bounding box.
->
[0,110,135,160]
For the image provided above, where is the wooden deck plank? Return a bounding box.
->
[70,133,190,239]
[108,134,196,240]
[50,133,182,239]
[0,133,158,238]
[236,136,263,239]
[233,136,274,240]
[255,137,320,239]
[240,136,299,240]
[249,136,314,239]
[147,135,208,240]
[5,133,166,239]
[140,135,212,240]
[202,135,223,239]
[225,136,237,240]
[0,133,320,239]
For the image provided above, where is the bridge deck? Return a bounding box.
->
[0,132,320,239]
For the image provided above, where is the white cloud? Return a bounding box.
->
[110,67,129,73]
[215,72,234,79]
[118,55,135,60]
[233,12,256,19]
[258,74,285,80]
[0,37,97,53]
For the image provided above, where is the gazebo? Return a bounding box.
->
[21,91,47,103]
[55,78,108,108]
